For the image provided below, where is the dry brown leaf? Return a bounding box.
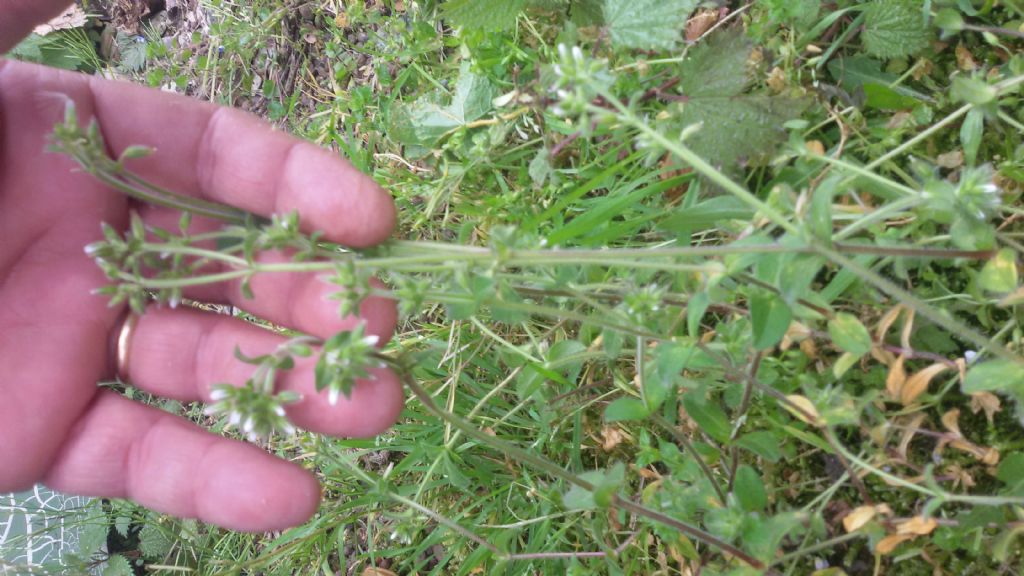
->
[941,408,963,437]
[955,43,978,70]
[901,363,950,405]
[767,67,787,92]
[876,306,903,343]
[601,426,625,452]
[685,9,719,42]
[785,395,821,426]
[944,463,976,489]
[870,345,896,366]
[936,150,964,169]
[800,338,819,359]
[805,140,825,156]
[897,413,928,461]
[34,4,87,35]
[897,516,938,536]
[843,506,879,533]
[876,533,915,554]
[886,355,907,401]
[362,569,398,576]
[970,392,1002,425]
[901,308,916,351]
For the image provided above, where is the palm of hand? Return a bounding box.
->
[0,60,401,531]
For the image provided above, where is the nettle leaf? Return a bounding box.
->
[103,554,134,576]
[442,0,528,31]
[389,62,495,148]
[603,0,697,51]
[675,30,808,175]
[862,0,931,59]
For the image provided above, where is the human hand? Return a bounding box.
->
[0,1,402,531]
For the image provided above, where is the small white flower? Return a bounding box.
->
[982,183,999,194]
[203,405,219,416]
[965,350,978,363]
[363,334,380,347]
[571,45,583,62]
[557,43,568,60]
[243,417,254,434]
[556,89,570,100]
[274,406,286,417]
[328,387,340,406]
[282,423,297,436]
[210,388,229,401]
[552,64,563,78]
[229,411,242,427]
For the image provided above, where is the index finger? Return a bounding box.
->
[3,59,396,247]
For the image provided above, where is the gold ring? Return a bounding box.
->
[115,312,140,382]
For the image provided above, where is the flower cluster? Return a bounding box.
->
[549,44,614,131]
[315,323,383,404]
[205,384,300,441]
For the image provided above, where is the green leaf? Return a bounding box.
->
[828,312,873,357]
[952,76,998,106]
[862,0,931,59]
[603,0,697,50]
[605,397,650,422]
[660,196,754,233]
[442,0,528,30]
[733,465,768,512]
[750,291,792,350]
[682,391,732,444]
[980,249,1019,293]
[139,522,173,559]
[963,360,1024,395]
[103,554,134,576]
[735,430,782,463]
[961,108,985,166]
[934,8,965,33]
[678,30,753,98]
[827,56,931,104]
[388,62,495,148]
[997,453,1024,495]
[688,292,710,337]
[563,463,626,510]
[674,31,809,175]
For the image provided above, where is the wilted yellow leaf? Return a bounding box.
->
[901,363,950,405]
[875,306,903,343]
[897,516,938,536]
[362,569,398,576]
[970,392,1002,425]
[886,355,907,401]
[998,286,1024,307]
[876,533,915,554]
[941,408,963,437]
[785,395,821,426]
[843,506,879,533]
[601,426,625,452]
[897,413,928,461]
[901,308,915,351]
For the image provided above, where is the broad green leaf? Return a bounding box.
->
[682,391,732,444]
[963,360,1024,395]
[562,463,625,510]
[734,465,768,512]
[750,291,792,350]
[997,453,1024,496]
[980,249,1019,293]
[660,196,754,233]
[388,62,495,148]
[103,554,134,576]
[862,0,931,59]
[951,76,998,106]
[827,56,931,103]
[961,108,984,166]
[688,292,710,337]
[139,522,174,559]
[443,0,528,30]
[862,83,921,110]
[828,312,872,356]
[735,430,782,463]
[603,0,697,51]
[678,29,753,98]
[605,397,650,422]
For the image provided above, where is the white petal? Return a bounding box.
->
[209,389,228,401]
[243,417,254,433]
[229,411,242,426]
[274,406,286,417]
[571,46,583,62]
[328,387,340,406]
[363,335,380,346]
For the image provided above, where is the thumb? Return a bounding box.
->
[0,1,71,53]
